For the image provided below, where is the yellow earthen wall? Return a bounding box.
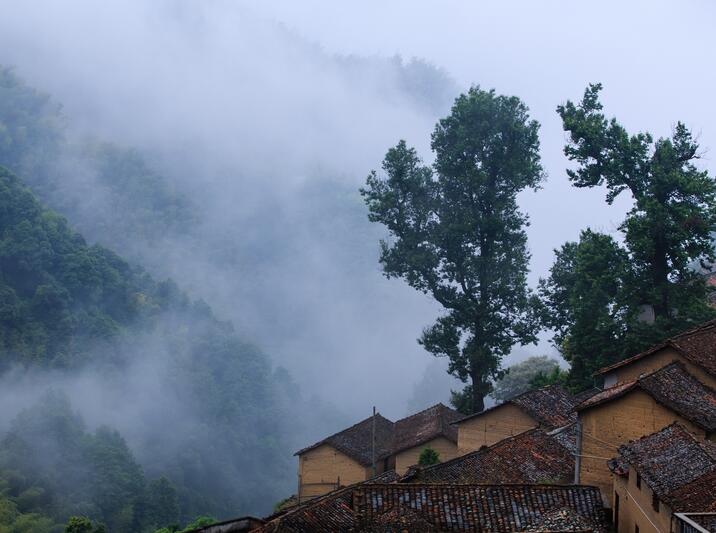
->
[456,403,536,454]
[613,466,674,533]
[578,389,705,505]
[298,444,368,499]
[393,436,458,475]
[604,347,716,389]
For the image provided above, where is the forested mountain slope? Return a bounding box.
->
[0,165,301,530]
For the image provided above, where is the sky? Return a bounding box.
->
[1,0,715,422]
[251,0,716,276]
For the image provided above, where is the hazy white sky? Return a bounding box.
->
[252,0,716,278]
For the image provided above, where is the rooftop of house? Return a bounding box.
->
[293,413,395,466]
[576,362,716,432]
[400,425,576,484]
[265,470,401,524]
[454,385,582,429]
[675,512,716,532]
[256,483,607,532]
[521,507,601,532]
[393,403,461,454]
[596,318,716,377]
[294,403,461,466]
[608,423,716,513]
[184,516,265,533]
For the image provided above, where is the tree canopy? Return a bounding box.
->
[544,84,716,388]
[362,87,544,413]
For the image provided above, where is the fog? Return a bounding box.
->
[1,0,715,444]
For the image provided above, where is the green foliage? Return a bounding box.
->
[362,87,544,413]
[417,447,440,467]
[539,229,632,389]
[0,166,148,367]
[180,516,215,530]
[0,392,140,532]
[0,67,193,271]
[0,67,64,181]
[545,85,716,388]
[0,165,292,525]
[492,356,562,401]
[64,516,105,533]
[143,478,179,532]
[529,365,568,390]
[449,385,473,416]
[558,84,716,324]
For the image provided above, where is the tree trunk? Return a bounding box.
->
[652,232,670,320]
[470,374,486,414]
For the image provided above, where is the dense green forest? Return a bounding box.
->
[0,164,297,530]
[0,66,316,531]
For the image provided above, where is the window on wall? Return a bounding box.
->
[635,524,640,533]
[614,493,620,531]
[636,472,641,489]
[652,492,660,512]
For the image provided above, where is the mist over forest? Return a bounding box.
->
[1,1,716,531]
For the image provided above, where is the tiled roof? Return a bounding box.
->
[294,403,460,466]
[521,507,600,532]
[393,403,460,454]
[263,470,401,525]
[257,484,607,532]
[576,362,716,432]
[571,388,602,405]
[575,381,636,411]
[184,516,265,533]
[596,318,716,377]
[668,471,716,512]
[293,413,395,466]
[400,426,575,485]
[454,385,580,429]
[612,423,716,512]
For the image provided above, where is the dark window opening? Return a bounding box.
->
[635,524,639,533]
[636,472,641,489]
[652,492,659,512]
[614,493,619,531]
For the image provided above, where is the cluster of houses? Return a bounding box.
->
[193,319,716,532]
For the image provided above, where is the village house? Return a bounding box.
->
[391,403,461,474]
[452,385,584,453]
[400,424,576,485]
[608,423,716,533]
[255,482,609,532]
[574,361,716,505]
[293,403,460,500]
[293,413,395,501]
[597,319,716,390]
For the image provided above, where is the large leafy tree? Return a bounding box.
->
[545,85,716,388]
[558,84,716,331]
[362,87,544,413]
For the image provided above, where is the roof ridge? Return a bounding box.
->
[617,421,690,453]
[395,402,453,423]
[366,482,600,489]
[294,412,394,457]
[453,384,570,426]
[670,317,716,341]
[639,360,716,395]
[596,318,716,377]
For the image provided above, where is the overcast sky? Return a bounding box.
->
[252,0,716,277]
